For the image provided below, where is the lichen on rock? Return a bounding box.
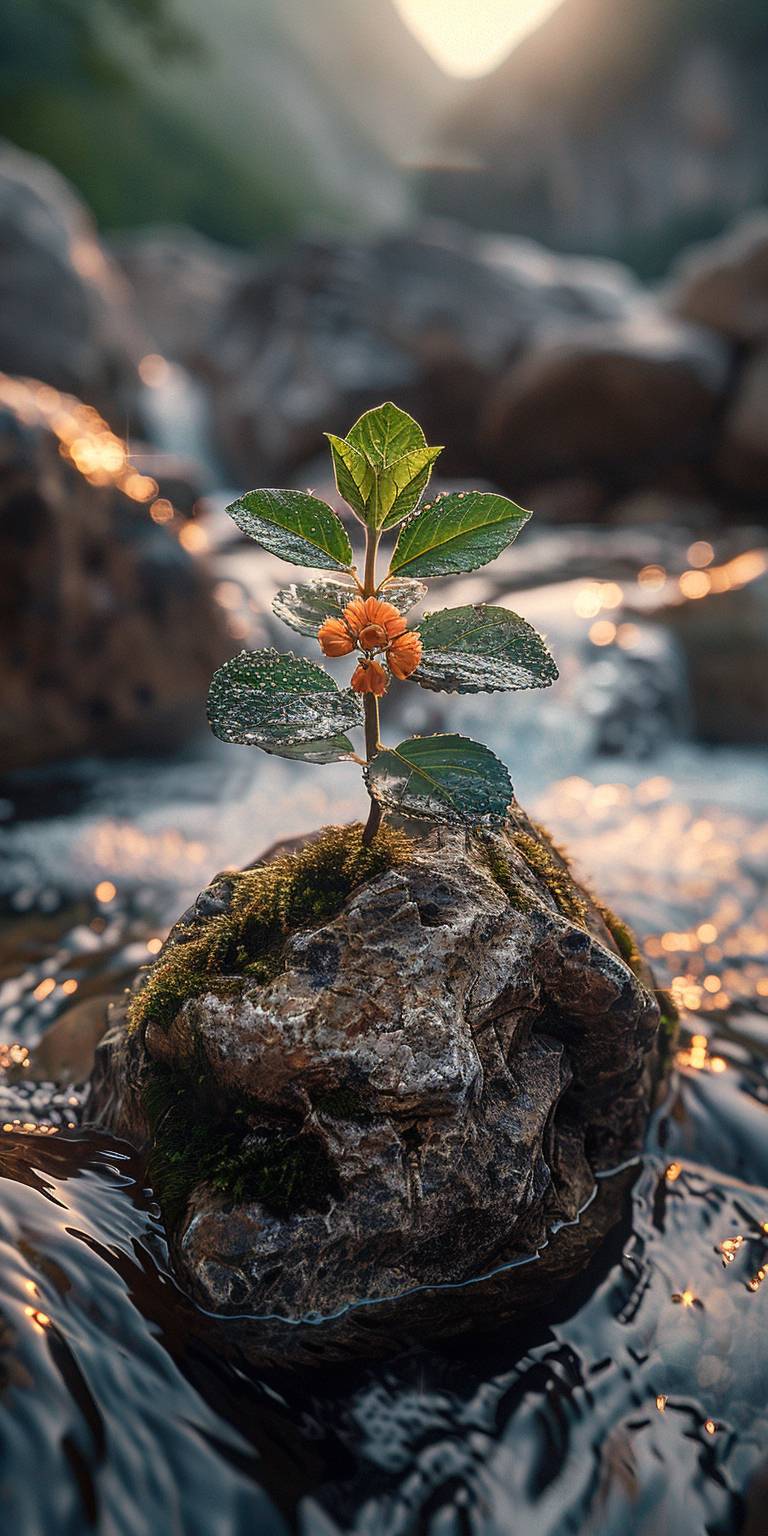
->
[87,810,664,1363]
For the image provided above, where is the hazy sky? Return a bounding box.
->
[392,0,564,77]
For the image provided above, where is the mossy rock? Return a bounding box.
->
[87,812,665,1363]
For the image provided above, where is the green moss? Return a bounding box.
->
[143,1057,342,1225]
[509,822,589,929]
[597,902,645,978]
[128,822,411,1035]
[475,835,536,912]
[655,988,680,1070]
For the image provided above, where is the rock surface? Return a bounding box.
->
[112,225,251,374]
[0,374,230,770]
[0,141,144,424]
[87,818,665,1364]
[481,312,729,486]
[206,228,640,483]
[668,211,768,344]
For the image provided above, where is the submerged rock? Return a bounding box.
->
[87,818,668,1364]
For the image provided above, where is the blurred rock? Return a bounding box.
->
[112,225,251,373]
[641,565,768,744]
[714,348,768,496]
[0,376,230,771]
[207,228,640,483]
[88,818,662,1363]
[606,489,721,528]
[524,476,606,524]
[481,311,729,486]
[0,142,144,424]
[667,211,768,344]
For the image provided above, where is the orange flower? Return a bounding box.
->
[318,594,420,688]
[351,659,389,695]
[387,630,422,680]
[341,597,407,649]
[316,615,356,656]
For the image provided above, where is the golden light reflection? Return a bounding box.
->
[24,1306,51,1331]
[718,1236,744,1266]
[679,570,711,600]
[656,1394,667,1413]
[588,619,617,647]
[85,823,207,879]
[178,522,209,554]
[676,1034,728,1073]
[0,372,161,502]
[672,1288,700,1308]
[0,1043,30,1071]
[94,880,117,904]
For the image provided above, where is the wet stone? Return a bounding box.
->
[85,814,665,1365]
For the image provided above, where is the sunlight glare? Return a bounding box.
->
[393,0,565,79]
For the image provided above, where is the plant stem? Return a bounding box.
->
[363,525,379,598]
[361,524,383,845]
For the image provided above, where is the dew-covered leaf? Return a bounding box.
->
[208,649,362,762]
[366,734,512,825]
[347,401,426,470]
[226,489,353,571]
[273,576,426,636]
[325,434,375,520]
[389,491,531,579]
[378,444,443,529]
[272,576,358,636]
[413,605,558,694]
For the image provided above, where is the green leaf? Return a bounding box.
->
[208,649,362,763]
[389,492,531,579]
[413,605,558,694]
[325,434,375,521]
[378,444,443,529]
[273,576,426,637]
[347,401,426,470]
[226,489,353,571]
[366,734,512,825]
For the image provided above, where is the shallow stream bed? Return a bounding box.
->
[1,537,767,1534]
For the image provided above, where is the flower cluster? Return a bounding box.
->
[318,596,422,695]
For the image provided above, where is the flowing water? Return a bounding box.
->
[1,529,767,1534]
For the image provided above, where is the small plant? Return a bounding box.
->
[208,402,557,844]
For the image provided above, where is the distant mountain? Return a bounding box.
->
[420,0,768,273]
[0,0,455,243]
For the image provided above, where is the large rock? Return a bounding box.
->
[481,311,729,486]
[207,228,639,483]
[0,142,144,424]
[714,347,768,496]
[112,225,251,374]
[87,818,665,1364]
[643,562,768,744]
[0,374,230,770]
[667,210,768,344]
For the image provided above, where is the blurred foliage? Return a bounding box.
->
[0,0,303,241]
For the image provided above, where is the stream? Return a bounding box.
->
[1,519,767,1534]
